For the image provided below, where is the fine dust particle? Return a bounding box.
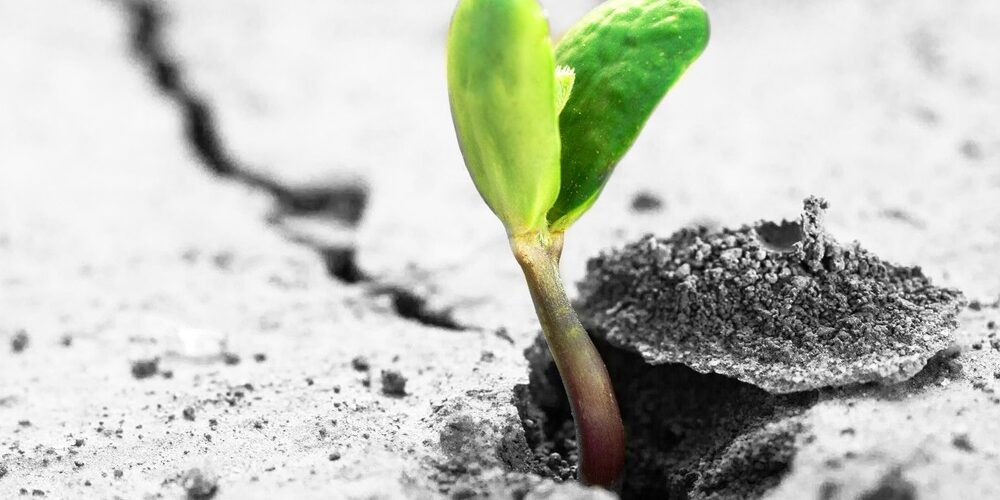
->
[350,356,370,371]
[130,358,160,379]
[181,468,219,500]
[59,335,73,347]
[252,353,267,363]
[182,407,196,421]
[578,196,965,393]
[222,352,240,365]
[113,469,123,479]
[10,330,29,353]
[380,370,407,396]
[0,463,7,478]
[631,191,664,212]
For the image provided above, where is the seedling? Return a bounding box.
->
[447,0,709,488]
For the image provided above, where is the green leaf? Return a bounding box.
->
[447,0,562,235]
[546,0,710,231]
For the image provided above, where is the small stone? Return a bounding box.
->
[350,356,370,371]
[113,469,123,479]
[182,407,196,421]
[221,352,241,365]
[327,451,341,461]
[631,191,664,212]
[10,330,29,353]
[252,353,267,363]
[952,433,974,452]
[180,468,219,500]
[130,358,160,379]
[380,370,407,396]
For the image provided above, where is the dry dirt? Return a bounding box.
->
[2,0,999,499]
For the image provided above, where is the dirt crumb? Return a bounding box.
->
[10,330,29,353]
[130,358,160,379]
[952,433,974,452]
[631,191,664,212]
[578,197,964,393]
[859,468,916,500]
[350,356,370,371]
[380,370,407,396]
[181,468,219,500]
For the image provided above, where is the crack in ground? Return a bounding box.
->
[120,0,467,331]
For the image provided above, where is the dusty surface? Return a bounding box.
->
[578,196,964,393]
[2,0,999,498]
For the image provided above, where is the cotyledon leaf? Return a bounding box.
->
[447,0,562,235]
[546,0,710,231]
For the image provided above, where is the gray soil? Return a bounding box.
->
[578,197,964,393]
[3,0,1000,499]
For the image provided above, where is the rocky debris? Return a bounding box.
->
[130,358,160,379]
[578,197,965,393]
[380,370,407,396]
[180,468,218,500]
[10,330,29,353]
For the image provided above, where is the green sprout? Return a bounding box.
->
[448,0,709,488]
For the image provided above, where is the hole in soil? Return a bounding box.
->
[374,286,466,331]
[515,334,817,499]
[755,220,805,253]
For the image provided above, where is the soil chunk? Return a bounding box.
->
[10,330,29,353]
[130,358,160,379]
[578,197,964,393]
[380,370,407,396]
[180,468,218,500]
[350,356,370,371]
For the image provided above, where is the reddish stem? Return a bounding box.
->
[511,232,625,488]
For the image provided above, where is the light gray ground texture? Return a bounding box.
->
[1,0,999,499]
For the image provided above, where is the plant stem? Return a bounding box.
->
[511,232,625,489]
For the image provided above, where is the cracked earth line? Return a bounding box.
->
[119,0,467,331]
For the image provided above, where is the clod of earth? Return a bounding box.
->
[181,468,219,500]
[380,370,407,396]
[130,358,160,379]
[10,330,29,353]
[577,196,965,393]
